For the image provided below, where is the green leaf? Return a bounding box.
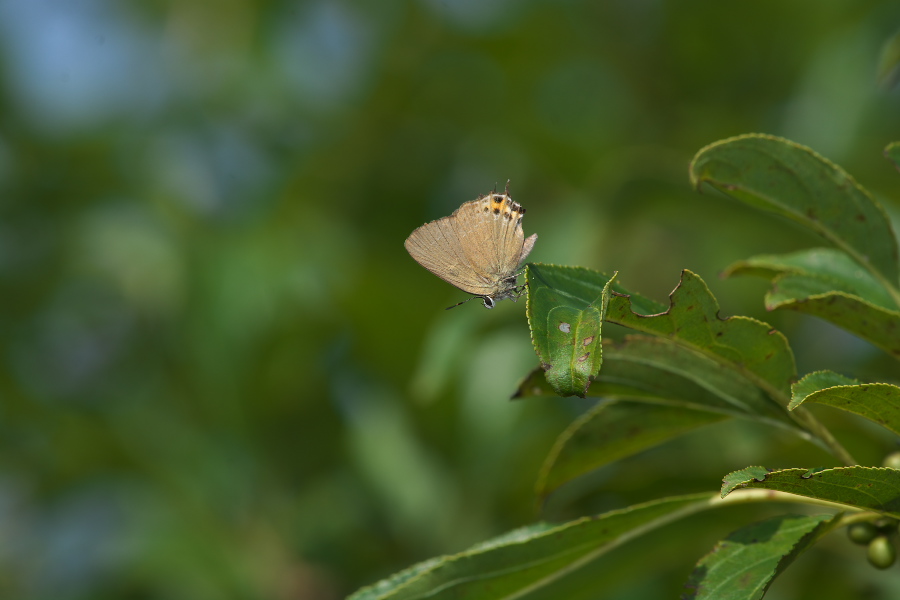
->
[763,275,900,359]
[515,336,796,426]
[528,336,802,498]
[348,493,717,600]
[722,248,896,311]
[886,142,900,172]
[593,336,795,426]
[721,466,770,497]
[791,371,859,405]
[526,265,658,397]
[690,134,900,288]
[683,514,839,600]
[790,382,900,437]
[536,400,728,498]
[721,467,900,517]
[606,269,796,399]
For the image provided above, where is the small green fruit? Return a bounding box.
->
[867,535,897,569]
[848,522,879,545]
[882,451,900,470]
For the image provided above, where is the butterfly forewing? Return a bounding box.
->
[450,197,511,293]
[404,207,497,296]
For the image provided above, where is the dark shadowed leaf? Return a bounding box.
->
[517,337,794,427]
[528,336,801,498]
[536,400,728,498]
[593,336,794,426]
[683,514,839,600]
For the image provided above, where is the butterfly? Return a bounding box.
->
[404,184,537,309]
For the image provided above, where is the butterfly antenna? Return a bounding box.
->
[505,179,511,196]
[445,296,480,310]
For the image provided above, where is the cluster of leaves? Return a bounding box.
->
[351,134,900,599]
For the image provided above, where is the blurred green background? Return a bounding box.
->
[3,1,900,598]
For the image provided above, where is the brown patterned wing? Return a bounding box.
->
[404,203,500,296]
[452,193,534,288]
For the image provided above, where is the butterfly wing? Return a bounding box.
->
[405,192,537,298]
[404,204,500,296]
[453,194,535,289]
[520,233,538,264]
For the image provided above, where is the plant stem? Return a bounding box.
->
[714,487,862,513]
[791,406,857,466]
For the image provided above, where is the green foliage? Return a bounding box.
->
[790,377,900,436]
[9,3,900,599]
[535,399,727,500]
[690,134,900,289]
[606,269,797,399]
[723,467,900,517]
[525,265,618,397]
[683,514,839,600]
[349,494,716,600]
[355,135,900,598]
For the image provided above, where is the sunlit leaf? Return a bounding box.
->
[722,467,900,517]
[690,134,900,287]
[526,265,649,397]
[790,380,900,437]
[606,269,796,399]
[721,466,770,497]
[722,466,769,498]
[764,275,900,359]
[722,248,896,311]
[348,493,717,600]
[683,514,839,600]
[791,371,859,404]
